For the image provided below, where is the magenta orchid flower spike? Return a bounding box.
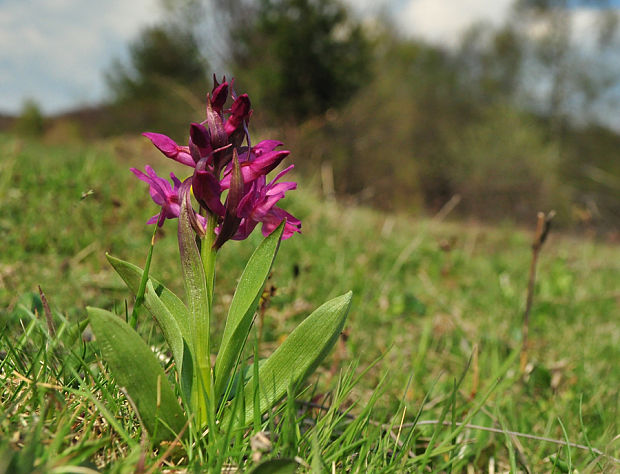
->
[134,76,301,248]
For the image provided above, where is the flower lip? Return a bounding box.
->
[192,160,226,217]
[219,143,290,189]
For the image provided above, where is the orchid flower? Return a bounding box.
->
[136,76,300,248]
[131,165,206,230]
[234,165,302,240]
[142,133,195,168]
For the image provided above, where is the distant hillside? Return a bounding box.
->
[0,113,16,131]
[3,97,618,231]
[50,105,120,139]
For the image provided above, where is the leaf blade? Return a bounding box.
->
[106,253,191,338]
[214,222,284,400]
[106,254,194,401]
[143,280,193,402]
[88,307,186,444]
[233,291,352,427]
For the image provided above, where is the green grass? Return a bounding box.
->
[1,133,619,471]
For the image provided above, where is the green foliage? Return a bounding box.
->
[87,307,187,443]
[98,221,351,442]
[3,135,620,470]
[176,187,213,428]
[215,223,283,400]
[106,255,194,401]
[233,0,372,120]
[13,99,45,137]
[234,291,351,426]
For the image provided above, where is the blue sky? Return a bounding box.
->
[1,0,619,119]
[567,0,620,7]
[0,0,163,114]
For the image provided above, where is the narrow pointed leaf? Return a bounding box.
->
[178,181,210,319]
[143,280,193,402]
[214,221,284,399]
[178,180,212,424]
[106,253,190,338]
[106,254,194,400]
[129,225,157,328]
[88,307,186,444]
[231,291,352,427]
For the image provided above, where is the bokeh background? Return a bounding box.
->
[2,0,619,232]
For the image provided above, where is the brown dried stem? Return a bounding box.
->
[38,285,55,337]
[520,210,555,373]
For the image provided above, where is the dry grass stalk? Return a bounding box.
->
[520,210,555,373]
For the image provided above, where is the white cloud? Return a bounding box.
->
[395,0,514,46]
[0,0,163,114]
[1,0,618,121]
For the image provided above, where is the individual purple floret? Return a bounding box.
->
[142,133,195,168]
[235,165,302,240]
[130,166,182,227]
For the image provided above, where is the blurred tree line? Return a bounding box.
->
[98,0,620,229]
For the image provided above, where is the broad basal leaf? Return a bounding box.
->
[106,254,194,402]
[106,254,191,339]
[88,307,186,444]
[231,291,352,427]
[143,280,193,402]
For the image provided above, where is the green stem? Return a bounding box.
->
[195,212,218,432]
[129,224,157,329]
[202,213,218,307]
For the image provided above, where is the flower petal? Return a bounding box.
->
[143,132,195,167]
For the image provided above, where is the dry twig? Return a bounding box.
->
[38,285,55,337]
[521,210,555,373]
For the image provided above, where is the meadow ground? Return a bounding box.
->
[1,134,619,471]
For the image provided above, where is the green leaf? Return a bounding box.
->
[177,186,210,359]
[178,185,212,427]
[247,458,299,474]
[129,224,157,328]
[143,280,193,402]
[106,254,194,402]
[88,307,186,444]
[214,221,284,400]
[106,253,191,338]
[232,291,352,427]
